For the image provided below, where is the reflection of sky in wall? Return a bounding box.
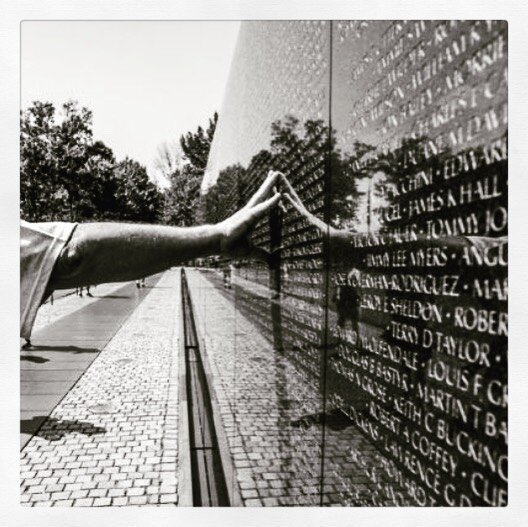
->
[331,20,508,235]
[21,21,240,183]
[332,20,508,159]
[351,173,389,233]
[202,21,330,193]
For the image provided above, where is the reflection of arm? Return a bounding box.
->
[281,174,507,266]
[333,231,507,272]
[282,190,360,264]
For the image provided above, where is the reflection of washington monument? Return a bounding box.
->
[355,173,388,234]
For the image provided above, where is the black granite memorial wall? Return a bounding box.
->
[200,20,507,506]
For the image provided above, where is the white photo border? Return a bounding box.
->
[1,1,526,526]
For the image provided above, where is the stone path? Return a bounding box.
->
[20,270,183,507]
[21,278,160,450]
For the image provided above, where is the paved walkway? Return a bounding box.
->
[31,282,126,335]
[20,270,183,507]
[21,278,159,450]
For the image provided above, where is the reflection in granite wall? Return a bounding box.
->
[201,21,331,506]
[326,20,507,507]
[199,20,507,506]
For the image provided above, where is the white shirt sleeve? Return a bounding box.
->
[20,220,77,338]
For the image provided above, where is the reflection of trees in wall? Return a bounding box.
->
[162,112,218,227]
[202,118,508,344]
[180,112,218,176]
[353,135,507,237]
[202,114,508,241]
[202,115,365,231]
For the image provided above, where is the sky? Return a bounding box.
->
[21,21,240,185]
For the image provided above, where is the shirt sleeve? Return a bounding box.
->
[20,220,78,338]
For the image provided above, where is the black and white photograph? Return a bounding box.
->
[1,1,527,525]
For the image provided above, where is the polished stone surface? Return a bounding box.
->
[201,21,508,506]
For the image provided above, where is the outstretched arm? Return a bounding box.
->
[48,171,282,290]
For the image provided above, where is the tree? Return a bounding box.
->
[53,101,94,220]
[20,101,61,221]
[114,158,163,223]
[154,140,183,184]
[162,164,202,227]
[21,100,95,221]
[81,140,118,220]
[21,100,165,224]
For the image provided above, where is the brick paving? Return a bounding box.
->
[20,269,182,507]
[20,277,162,450]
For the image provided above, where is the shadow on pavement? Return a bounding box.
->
[92,295,131,299]
[21,345,99,354]
[21,416,107,441]
[20,355,50,363]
